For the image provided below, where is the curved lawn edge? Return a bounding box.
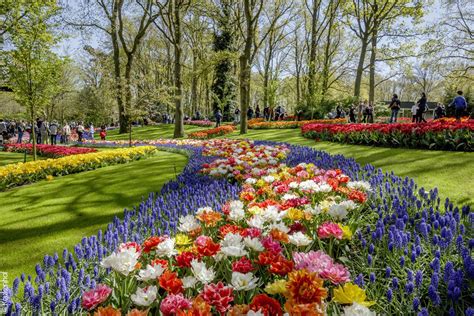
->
[0,150,188,283]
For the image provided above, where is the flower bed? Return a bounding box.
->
[248,118,346,129]
[302,120,474,151]
[3,144,97,158]
[184,120,214,127]
[2,139,472,315]
[0,146,157,190]
[188,125,235,139]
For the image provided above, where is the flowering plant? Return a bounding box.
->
[302,120,474,151]
[3,144,97,158]
[74,140,373,315]
[248,118,346,129]
[184,120,214,127]
[0,146,156,190]
[188,125,235,139]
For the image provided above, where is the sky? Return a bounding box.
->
[55,0,445,61]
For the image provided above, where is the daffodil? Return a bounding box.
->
[333,282,375,307]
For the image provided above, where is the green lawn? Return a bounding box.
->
[0,150,187,281]
[223,129,474,207]
[0,151,45,166]
[98,124,205,141]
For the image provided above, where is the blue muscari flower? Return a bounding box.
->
[385,266,392,278]
[430,257,440,272]
[369,272,375,283]
[415,270,423,288]
[400,255,405,267]
[354,274,365,288]
[465,307,474,316]
[12,278,19,295]
[413,297,420,311]
[369,243,375,254]
[405,282,414,295]
[50,301,56,314]
[428,285,440,306]
[387,288,393,302]
[367,254,372,266]
[392,277,399,290]
[407,269,413,281]
[418,307,429,316]
[448,307,455,316]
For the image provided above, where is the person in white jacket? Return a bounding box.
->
[411,103,418,123]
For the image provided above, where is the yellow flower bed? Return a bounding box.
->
[0,146,157,191]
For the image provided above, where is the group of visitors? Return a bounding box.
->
[0,119,109,145]
[231,104,286,124]
[338,102,374,123]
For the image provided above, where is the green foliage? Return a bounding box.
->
[3,0,62,120]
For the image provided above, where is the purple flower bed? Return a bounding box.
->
[1,141,472,315]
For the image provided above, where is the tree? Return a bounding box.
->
[239,0,291,134]
[3,0,62,160]
[154,0,192,138]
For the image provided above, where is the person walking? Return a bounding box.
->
[389,94,401,123]
[449,90,468,123]
[90,123,95,140]
[367,102,374,123]
[100,125,107,140]
[434,103,445,119]
[215,109,223,127]
[234,107,240,124]
[255,105,261,118]
[416,93,428,123]
[247,107,254,120]
[49,121,58,144]
[63,122,71,144]
[16,120,25,143]
[349,104,356,123]
[362,101,369,123]
[77,122,85,142]
[263,106,270,121]
[411,103,418,122]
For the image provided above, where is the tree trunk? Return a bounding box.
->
[191,50,198,116]
[307,0,320,110]
[369,30,377,104]
[354,37,369,101]
[173,1,184,138]
[111,3,127,134]
[239,0,254,135]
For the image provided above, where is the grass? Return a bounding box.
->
[98,124,205,141]
[0,150,187,281]
[0,151,45,166]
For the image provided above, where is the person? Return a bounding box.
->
[255,105,261,118]
[247,107,254,120]
[449,90,468,122]
[263,106,270,121]
[416,93,427,123]
[434,103,445,119]
[389,94,401,123]
[296,109,303,121]
[49,121,58,144]
[411,103,418,123]
[16,120,26,143]
[234,107,240,123]
[362,101,369,123]
[63,122,71,144]
[77,122,85,142]
[100,125,107,140]
[195,110,201,120]
[274,105,282,121]
[367,102,374,123]
[215,109,223,127]
[90,123,95,139]
[349,104,356,123]
[335,105,343,118]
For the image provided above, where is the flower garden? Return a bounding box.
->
[301,120,474,151]
[1,137,472,316]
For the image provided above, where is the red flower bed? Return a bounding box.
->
[188,125,235,139]
[4,144,97,158]
[301,120,474,151]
